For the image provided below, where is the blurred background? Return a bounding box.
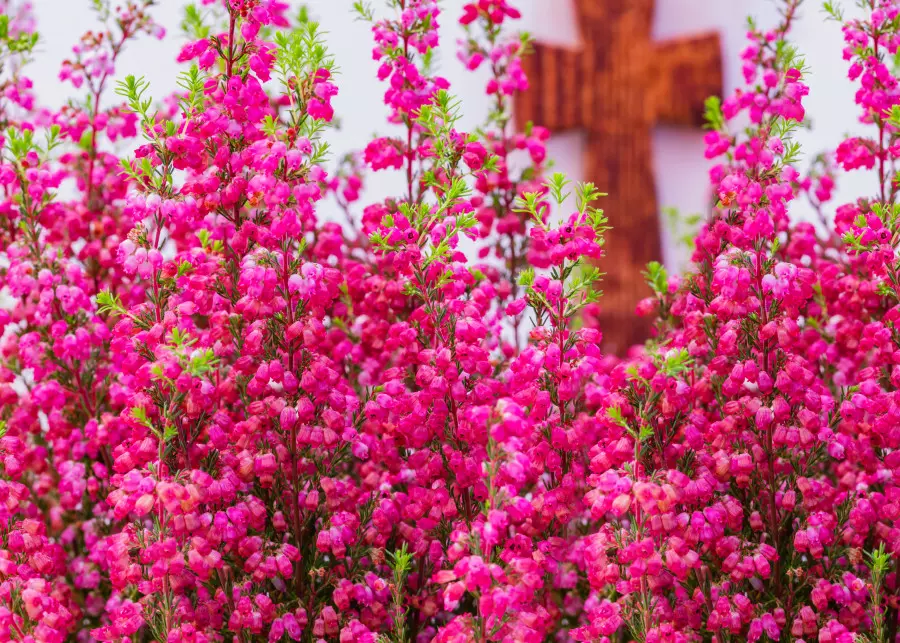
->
[29,0,867,271]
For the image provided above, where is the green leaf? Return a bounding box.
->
[703,95,725,131]
[644,261,668,295]
[188,348,219,377]
[822,0,844,22]
[868,543,891,574]
[96,290,126,316]
[352,1,374,21]
[607,406,629,429]
[661,348,693,377]
[545,172,571,205]
[262,114,278,137]
[132,406,152,428]
[115,75,153,122]
[518,267,535,288]
[163,424,179,442]
[575,182,606,215]
[181,4,210,40]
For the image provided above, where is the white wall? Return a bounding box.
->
[28,0,871,271]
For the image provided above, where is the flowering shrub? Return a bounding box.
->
[1,0,900,641]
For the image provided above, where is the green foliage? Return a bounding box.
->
[822,0,844,24]
[352,1,376,21]
[114,74,154,124]
[96,290,127,317]
[518,267,535,288]
[608,406,653,442]
[273,15,335,91]
[546,172,571,205]
[512,190,546,225]
[644,261,669,296]
[772,116,805,164]
[5,126,33,160]
[271,15,336,159]
[132,406,178,443]
[0,14,38,56]
[889,104,900,130]
[181,4,211,40]
[575,182,607,216]
[195,229,224,253]
[131,406,152,427]
[703,95,726,131]
[176,64,208,116]
[659,347,693,378]
[512,170,608,325]
[89,0,112,21]
[417,90,464,161]
[2,123,60,170]
[607,405,628,429]
[822,0,844,22]
[188,348,219,377]
[380,544,414,643]
[857,544,893,643]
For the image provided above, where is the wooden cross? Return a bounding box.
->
[516,0,722,353]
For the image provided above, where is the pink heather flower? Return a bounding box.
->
[1,0,899,642]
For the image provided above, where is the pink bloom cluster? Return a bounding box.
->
[1,0,900,642]
[575,1,900,642]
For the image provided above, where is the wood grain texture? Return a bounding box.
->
[516,0,723,353]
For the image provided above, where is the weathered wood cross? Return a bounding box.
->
[516,0,722,352]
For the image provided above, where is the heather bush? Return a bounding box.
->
[0,0,899,642]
